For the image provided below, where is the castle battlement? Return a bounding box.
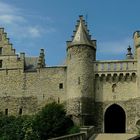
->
[94,60,137,75]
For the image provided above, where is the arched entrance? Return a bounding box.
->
[104,104,126,133]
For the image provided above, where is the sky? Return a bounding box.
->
[0,0,140,65]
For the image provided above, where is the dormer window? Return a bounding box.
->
[0,48,2,55]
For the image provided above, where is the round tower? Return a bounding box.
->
[134,31,140,96]
[66,15,96,125]
[134,31,140,59]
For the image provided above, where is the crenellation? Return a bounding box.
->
[94,60,137,73]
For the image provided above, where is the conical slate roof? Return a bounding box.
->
[68,15,95,48]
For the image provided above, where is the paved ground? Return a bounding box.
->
[89,133,138,140]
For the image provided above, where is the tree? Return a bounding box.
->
[33,102,74,139]
[0,102,76,140]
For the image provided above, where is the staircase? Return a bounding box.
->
[89,133,138,140]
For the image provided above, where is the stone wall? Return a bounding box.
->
[0,66,67,115]
[0,28,24,70]
[95,73,137,101]
[48,133,86,140]
[94,98,140,133]
[67,97,94,125]
[0,96,38,116]
[93,69,138,133]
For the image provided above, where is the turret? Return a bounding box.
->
[133,31,140,97]
[37,49,45,68]
[133,31,140,59]
[66,15,96,125]
[126,46,133,59]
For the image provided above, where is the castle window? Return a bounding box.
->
[19,108,22,115]
[58,97,60,103]
[120,63,123,70]
[0,48,2,55]
[59,83,63,89]
[5,109,8,115]
[112,84,117,92]
[69,54,71,59]
[95,64,98,71]
[0,60,2,68]
[78,77,80,84]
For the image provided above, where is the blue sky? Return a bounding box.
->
[0,0,140,65]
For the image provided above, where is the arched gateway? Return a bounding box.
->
[104,104,126,133]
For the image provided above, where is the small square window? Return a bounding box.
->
[5,109,8,115]
[59,83,63,89]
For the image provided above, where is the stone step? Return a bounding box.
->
[89,133,138,140]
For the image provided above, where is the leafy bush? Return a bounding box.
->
[0,102,75,140]
[33,102,74,139]
[68,125,80,134]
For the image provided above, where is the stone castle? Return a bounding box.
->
[0,15,140,134]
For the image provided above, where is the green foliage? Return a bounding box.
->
[0,115,34,140]
[0,102,75,140]
[33,102,74,139]
[68,125,80,134]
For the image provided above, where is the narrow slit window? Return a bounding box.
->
[78,77,80,85]
[0,60,2,68]
[120,63,123,70]
[95,64,98,71]
[69,54,71,59]
[59,83,63,89]
[19,108,22,115]
[0,48,2,55]
[58,97,60,103]
[5,109,8,115]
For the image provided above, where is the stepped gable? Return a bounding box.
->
[67,15,96,49]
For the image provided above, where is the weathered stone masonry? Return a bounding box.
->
[0,15,140,133]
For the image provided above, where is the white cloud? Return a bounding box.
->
[0,2,24,24]
[28,27,41,37]
[0,1,54,39]
[0,14,26,24]
[0,2,19,14]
